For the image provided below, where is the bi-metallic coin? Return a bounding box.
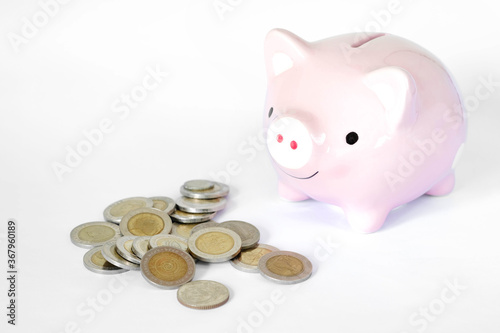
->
[258,251,312,284]
[149,234,188,252]
[103,197,153,224]
[141,246,195,289]
[180,181,229,199]
[70,221,121,249]
[170,209,216,223]
[230,244,279,273]
[150,196,176,215]
[176,197,226,214]
[120,207,172,237]
[183,179,215,191]
[172,221,214,240]
[116,236,141,264]
[131,236,152,259]
[188,227,241,263]
[83,246,126,274]
[101,241,140,271]
[189,221,219,236]
[219,220,260,249]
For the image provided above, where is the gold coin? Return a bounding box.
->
[266,255,304,276]
[128,213,164,236]
[195,232,234,255]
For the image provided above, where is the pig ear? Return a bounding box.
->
[264,29,310,78]
[363,66,417,132]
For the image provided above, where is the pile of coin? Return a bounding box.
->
[70,179,313,309]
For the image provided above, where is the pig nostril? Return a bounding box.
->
[277,134,283,143]
[290,141,298,150]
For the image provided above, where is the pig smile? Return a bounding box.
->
[282,170,319,180]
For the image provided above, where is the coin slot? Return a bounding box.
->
[351,33,385,48]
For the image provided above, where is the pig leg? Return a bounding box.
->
[278,181,310,201]
[426,172,455,196]
[344,207,390,233]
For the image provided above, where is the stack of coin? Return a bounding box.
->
[173,180,229,222]
[70,180,313,310]
[170,180,229,242]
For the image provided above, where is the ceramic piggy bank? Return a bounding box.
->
[263,29,466,233]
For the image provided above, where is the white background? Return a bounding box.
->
[1,0,499,332]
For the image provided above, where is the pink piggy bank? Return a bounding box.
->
[264,29,466,233]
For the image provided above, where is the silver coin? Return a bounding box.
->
[115,236,141,264]
[170,209,216,223]
[83,246,126,275]
[219,220,260,249]
[150,196,176,215]
[150,234,188,252]
[180,181,229,199]
[183,179,215,191]
[119,207,172,237]
[188,227,241,263]
[103,197,153,224]
[176,197,227,214]
[230,244,279,273]
[131,236,151,259]
[70,221,121,249]
[101,241,140,271]
[258,251,313,284]
[141,246,196,290]
[190,221,219,236]
[177,280,229,310]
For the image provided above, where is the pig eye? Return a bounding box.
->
[267,117,313,169]
[268,107,274,118]
[346,132,359,145]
